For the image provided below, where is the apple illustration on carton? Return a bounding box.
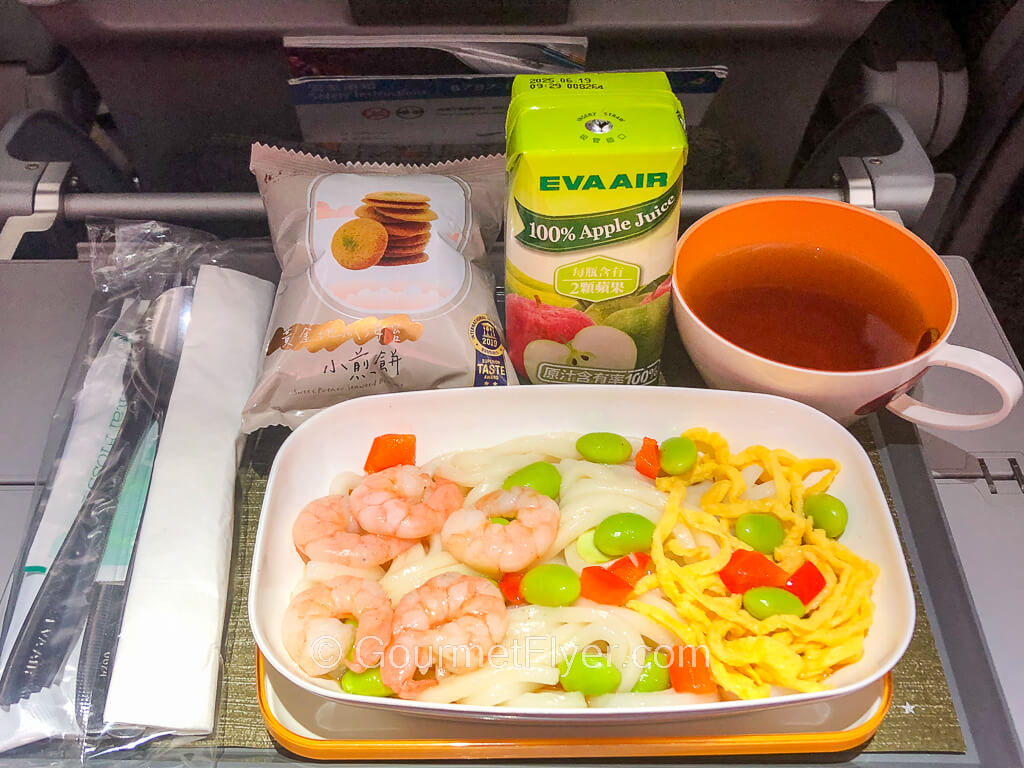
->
[506,293,595,377]
[524,325,638,382]
[506,293,641,383]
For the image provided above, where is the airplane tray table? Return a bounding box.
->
[0,257,1020,767]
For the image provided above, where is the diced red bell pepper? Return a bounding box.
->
[634,437,660,479]
[364,434,416,473]
[784,561,826,604]
[580,566,634,605]
[718,549,788,593]
[607,552,653,587]
[498,571,525,605]
[668,645,717,694]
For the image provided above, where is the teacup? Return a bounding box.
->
[671,196,1023,429]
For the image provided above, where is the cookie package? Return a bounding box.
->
[243,144,516,432]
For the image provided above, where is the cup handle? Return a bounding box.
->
[886,344,1024,430]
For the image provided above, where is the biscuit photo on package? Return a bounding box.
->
[243,145,516,431]
[330,218,389,270]
[351,191,438,266]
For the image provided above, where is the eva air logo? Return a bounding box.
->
[538,173,669,191]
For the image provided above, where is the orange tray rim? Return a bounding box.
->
[255,651,893,760]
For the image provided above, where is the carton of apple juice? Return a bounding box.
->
[504,72,688,385]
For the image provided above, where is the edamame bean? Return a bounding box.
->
[558,652,621,696]
[576,529,613,563]
[593,513,656,556]
[743,586,805,620]
[576,432,632,465]
[520,564,581,606]
[804,493,848,538]
[340,666,393,697]
[734,513,785,554]
[631,651,671,692]
[490,517,510,526]
[659,436,698,475]
[503,461,562,499]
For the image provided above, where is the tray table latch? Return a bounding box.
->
[0,160,68,261]
[798,104,936,228]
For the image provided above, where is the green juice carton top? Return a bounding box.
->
[504,72,688,385]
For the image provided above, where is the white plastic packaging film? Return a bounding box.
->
[0,225,277,763]
[0,302,140,752]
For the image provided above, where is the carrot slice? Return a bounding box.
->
[364,434,416,473]
[580,566,633,605]
[498,571,525,604]
[668,645,717,694]
[634,437,660,479]
[607,552,653,586]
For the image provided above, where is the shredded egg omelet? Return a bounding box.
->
[628,428,879,700]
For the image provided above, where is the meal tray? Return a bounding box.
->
[256,651,892,760]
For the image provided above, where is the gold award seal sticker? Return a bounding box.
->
[470,314,505,357]
[469,315,508,386]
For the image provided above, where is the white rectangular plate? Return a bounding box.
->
[249,385,914,723]
[262,656,888,743]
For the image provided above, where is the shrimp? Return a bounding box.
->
[281,575,394,676]
[440,487,560,576]
[349,466,464,539]
[381,573,507,699]
[293,495,416,568]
